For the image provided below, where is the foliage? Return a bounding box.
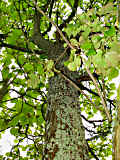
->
[0,0,120,159]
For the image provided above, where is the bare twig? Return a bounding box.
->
[102,79,107,101]
[84,63,112,122]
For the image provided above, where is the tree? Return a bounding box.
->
[0,0,120,159]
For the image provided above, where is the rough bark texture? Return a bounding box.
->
[112,103,120,160]
[43,74,89,160]
[32,32,90,160]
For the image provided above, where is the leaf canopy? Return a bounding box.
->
[0,0,120,159]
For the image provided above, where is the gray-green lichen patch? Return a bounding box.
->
[43,74,89,160]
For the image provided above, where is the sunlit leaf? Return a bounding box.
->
[10,128,18,136]
[117,84,120,101]
[18,55,26,65]
[24,63,34,72]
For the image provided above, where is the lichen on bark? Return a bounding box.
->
[31,10,89,160]
[43,74,89,160]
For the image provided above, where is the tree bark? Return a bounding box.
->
[112,103,120,160]
[43,74,89,160]
[31,11,89,160]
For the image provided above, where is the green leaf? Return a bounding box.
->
[12,29,22,38]
[74,56,81,67]
[81,41,92,50]
[27,73,40,89]
[68,62,77,71]
[37,64,44,75]
[117,84,120,101]
[24,63,34,72]
[8,116,19,127]
[104,26,116,37]
[14,139,19,143]
[18,55,25,65]
[2,68,9,80]
[6,29,22,44]
[108,67,119,80]
[110,41,120,54]
[46,60,54,71]
[22,104,33,114]
[64,23,81,37]
[109,83,116,90]
[98,2,114,15]
[16,101,22,112]
[6,36,16,45]
[19,113,28,124]
[64,60,70,67]
[29,42,35,49]
[92,51,103,66]
[69,0,74,6]
[70,39,79,46]
[0,119,7,130]
[5,54,12,65]
[10,128,18,136]
[87,49,96,56]
[82,28,91,38]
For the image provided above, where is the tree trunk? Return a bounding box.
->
[32,12,89,159]
[112,103,120,160]
[43,73,89,160]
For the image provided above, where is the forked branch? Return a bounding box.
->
[34,1,112,122]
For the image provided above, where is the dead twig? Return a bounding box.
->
[84,63,112,122]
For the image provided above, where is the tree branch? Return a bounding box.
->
[35,3,75,50]
[0,41,44,55]
[85,64,112,122]
[42,0,55,36]
[31,9,64,59]
[33,1,115,121]
[87,142,99,160]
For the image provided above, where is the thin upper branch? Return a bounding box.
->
[31,7,58,57]
[35,4,75,50]
[42,0,55,36]
[85,65,112,122]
